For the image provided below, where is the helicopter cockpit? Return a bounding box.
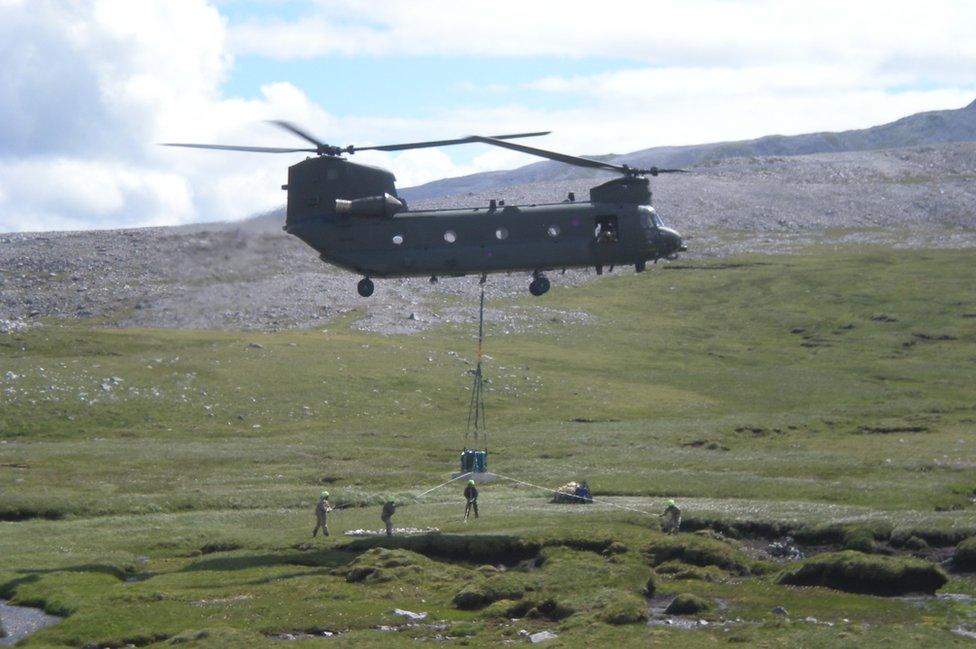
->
[639,205,665,228]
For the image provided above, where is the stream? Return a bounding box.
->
[0,600,61,645]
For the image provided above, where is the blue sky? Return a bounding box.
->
[1,0,975,231]
[223,55,630,118]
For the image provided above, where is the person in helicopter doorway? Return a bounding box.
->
[381,496,397,536]
[660,499,681,534]
[595,220,617,243]
[312,490,332,538]
[463,479,479,522]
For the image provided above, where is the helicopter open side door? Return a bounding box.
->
[594,215,619,243]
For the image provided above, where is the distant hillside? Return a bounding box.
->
[400,98,976,201]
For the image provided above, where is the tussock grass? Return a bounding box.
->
[644,534,765,575]
[592,589,647,624]
[655,560,727,582]
[778,550,948,595]
[664,593,711,615]
[451,576,535,610]
[954,536,976,570]
[341,533,541,564]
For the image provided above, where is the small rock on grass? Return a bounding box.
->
[772,605,789,616]
[529,630,557,643]
[393,608,427,621]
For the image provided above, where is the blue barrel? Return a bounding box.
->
[460,449,488,473]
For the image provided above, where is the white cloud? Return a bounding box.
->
[1,0,975,232]
[0,158,194,230]
[230,0,976,77]
[0,0,232,231]
[517,69,976,147]
[219,0,976,173]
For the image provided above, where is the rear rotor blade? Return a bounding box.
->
[470,137,688,176]
[470,136,625,173]
[161,143,318,153]
[355,131,551,153]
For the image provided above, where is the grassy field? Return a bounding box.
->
[2,244,976,646]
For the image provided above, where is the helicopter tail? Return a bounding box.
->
[285,156,398,228]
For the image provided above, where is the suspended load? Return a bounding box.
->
[459,448,488,474]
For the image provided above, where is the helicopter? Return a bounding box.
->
[164,122,687,297]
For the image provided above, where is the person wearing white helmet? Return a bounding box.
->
[313,490,332,538]
[463,479,479,522]
[660,499,681,534]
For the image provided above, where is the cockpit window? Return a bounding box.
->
[640,205,665,228]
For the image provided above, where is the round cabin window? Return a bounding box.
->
[547,225,561,238]
[444,230,457,243]
[495,227,509,240]
[392,234,404,245]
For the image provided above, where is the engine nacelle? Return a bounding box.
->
[335,193,404,217]
[285,157,398,226]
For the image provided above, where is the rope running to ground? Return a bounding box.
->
[490,472,657,519]
[415,472,472,498]
[412,470,657,519]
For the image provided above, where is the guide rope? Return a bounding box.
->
[411,470,656,519]
[490,472,657,518]
[415,471,472,498]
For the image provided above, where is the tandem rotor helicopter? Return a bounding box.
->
[165,122,687,297]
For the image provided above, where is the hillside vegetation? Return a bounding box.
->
[1,245,976,646]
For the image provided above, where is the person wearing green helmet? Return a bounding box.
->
[381,496,397,537]
[660,499,681,535]
[463,478,479,522]
[313,490,332,538]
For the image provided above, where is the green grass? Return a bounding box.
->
[778,550,948,595]
[2,245,976,646]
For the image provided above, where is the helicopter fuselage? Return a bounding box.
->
[286,200,683,279]
[280,155,684,290]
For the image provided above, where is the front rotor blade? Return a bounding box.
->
[161,143,318,153]
[354,131,551,152]
[267,120,329,148]
[470,136,627,173]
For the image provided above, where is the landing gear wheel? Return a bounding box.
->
[357,277,374,297]
[529,275,550,296]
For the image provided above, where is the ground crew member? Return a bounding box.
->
[381,496,397,536]
[660,499,681,534]
[463,479,479,521]
[312,491,331,538]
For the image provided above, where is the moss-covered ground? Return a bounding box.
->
[2,244,976,646]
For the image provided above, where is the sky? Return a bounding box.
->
[1,0,975,232]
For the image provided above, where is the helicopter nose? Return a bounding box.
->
[659,227,685,255]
